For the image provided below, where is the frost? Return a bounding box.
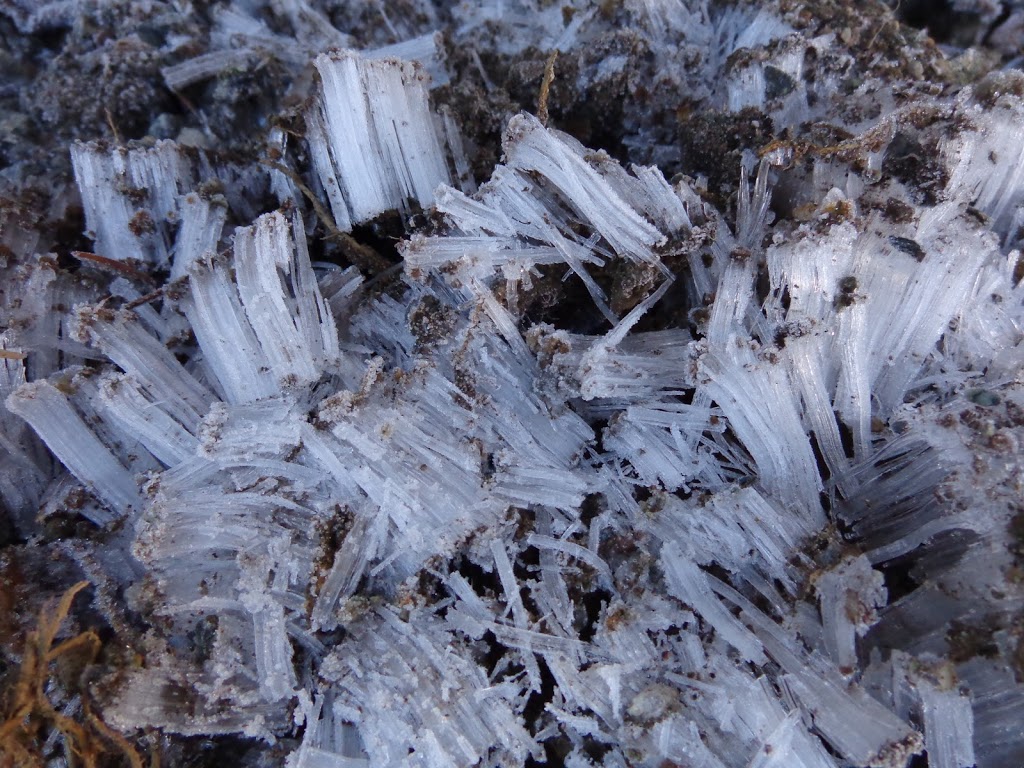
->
[814,555,886,673]
[912,667,977,768]
[5,379,141,522]
[184,211,340,403]
[3,7,1023,767]
[71,140,193,268]
[306,52,451,230]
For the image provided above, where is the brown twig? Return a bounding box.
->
[758,105,943,165]
[869,0,901,50]
[537,50,559,127]
[124,287,166,311]
[259,159,392,276]
[71,251,155,284]
[84,698,145,768]
[104,108,123,146]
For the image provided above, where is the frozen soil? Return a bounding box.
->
[1,1,1023,766]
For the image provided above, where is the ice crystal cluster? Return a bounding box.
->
[2,1,1024,767]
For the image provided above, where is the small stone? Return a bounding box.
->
[147,113,181,140]
[175,127,211,148]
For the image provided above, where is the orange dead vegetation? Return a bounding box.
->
[0,581,147,768]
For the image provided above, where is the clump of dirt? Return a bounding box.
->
[677,107,775,205]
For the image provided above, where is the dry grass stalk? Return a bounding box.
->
[0,581,145,768]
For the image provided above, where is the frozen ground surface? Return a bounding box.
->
[1,1,1024,766]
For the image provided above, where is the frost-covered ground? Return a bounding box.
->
[2,1,1024,767]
